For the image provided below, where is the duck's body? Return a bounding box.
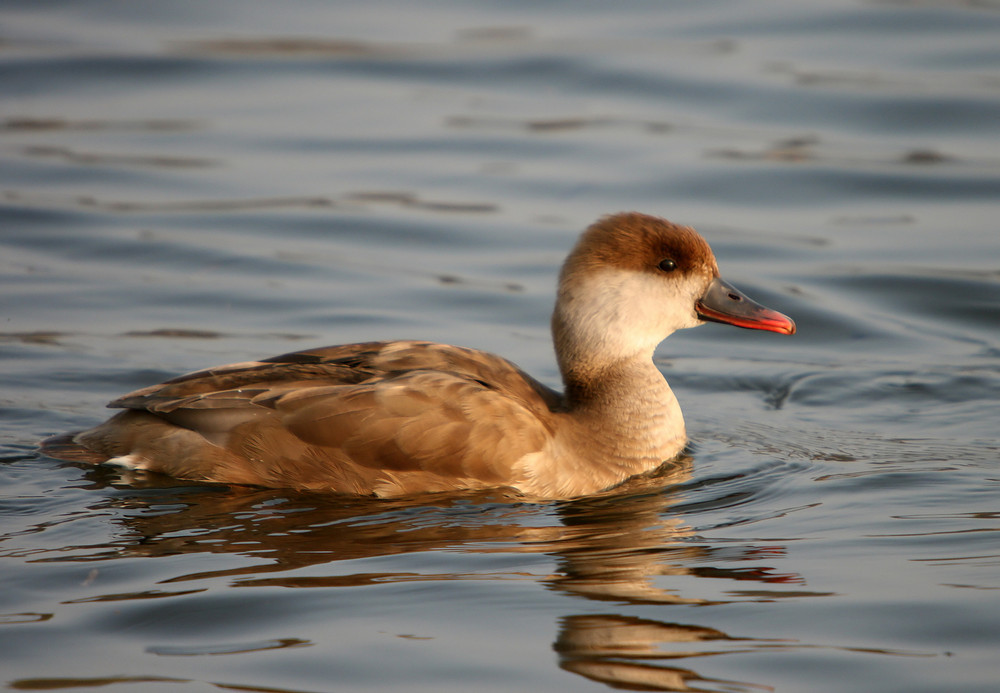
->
[42,213,794,499]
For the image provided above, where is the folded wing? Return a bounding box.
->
[56,341,563,496]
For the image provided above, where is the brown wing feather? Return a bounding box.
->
[263,340,563,413]
[237,369,552,495]
[53,340,564,496]
[270,370,551,472]
[110,340,559,416]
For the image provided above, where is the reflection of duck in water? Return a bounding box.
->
[44,212,793,498]
[76,471,795,692]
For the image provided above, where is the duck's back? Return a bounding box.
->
[43,340,565,496]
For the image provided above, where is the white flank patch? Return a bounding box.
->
[105,454,149,470]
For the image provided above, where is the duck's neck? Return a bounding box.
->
[558,353,687,470]
[550,279,689,475]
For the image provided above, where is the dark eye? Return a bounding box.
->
[658,258,677,273]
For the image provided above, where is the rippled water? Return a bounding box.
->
[2,1,999,691]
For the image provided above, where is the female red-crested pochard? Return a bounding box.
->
[42,212,795,499]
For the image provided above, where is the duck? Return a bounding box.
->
[42,212,795,499]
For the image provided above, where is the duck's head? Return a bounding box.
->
[552,212,795,371]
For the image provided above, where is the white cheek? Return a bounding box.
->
[625,273,703,334]
[558,269,705,356]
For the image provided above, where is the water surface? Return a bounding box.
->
[2,1,999,691]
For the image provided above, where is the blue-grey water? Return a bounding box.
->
[2,1,999,691]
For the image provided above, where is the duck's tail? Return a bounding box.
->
[39,433,108,464]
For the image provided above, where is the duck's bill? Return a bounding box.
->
[696,278,796,335]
